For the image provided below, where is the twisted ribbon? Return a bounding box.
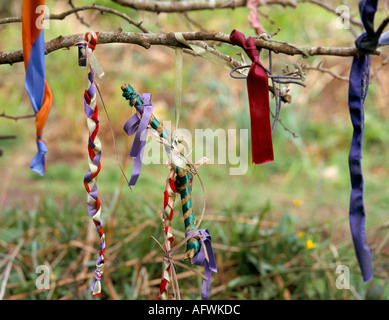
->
[123,89,154,187]
[230,30,274,164]
[185,229,217,300]
[80,32,106,296]
[121,84,214,299]
[159,171,176,300]
[347,0,389,282]
[175,168,201,259]
[22,0,53,175]
[83,70,106,296]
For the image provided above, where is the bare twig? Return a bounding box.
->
[0,4,149,33]
[68,0,91,27]
[112,0,365,29]
[302,62,349,82]
[0,112,35,121]
[0,135,17,140]
[112,0,295,12]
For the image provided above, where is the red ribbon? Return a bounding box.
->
[230,30,274,164]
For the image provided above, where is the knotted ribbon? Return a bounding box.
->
[185,229,217,300]
[123,93,154,187]
[230,30,274,164]
[347,0,388,282]
[22,0,53,175]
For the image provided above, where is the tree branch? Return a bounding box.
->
[0,112,36,121]
[0,135,17,140]
[111,0,364,28]
[0,31,379,67]
[0,4,149,33]
[302,62,349,82]
[111,0,298,13]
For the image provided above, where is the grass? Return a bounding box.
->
[1,0,389,300]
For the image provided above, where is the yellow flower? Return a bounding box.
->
[297,231,305,238]
[306,239,316,250]
[292,199,303,206]
[38,217,45,224]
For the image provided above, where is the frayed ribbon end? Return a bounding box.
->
[30,140,47,176]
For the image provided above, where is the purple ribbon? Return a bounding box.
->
[346,0,386,282]
[123,93,154,187]
[185,229,217,300]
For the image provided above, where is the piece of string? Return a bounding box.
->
[94,82,130,187]
[174,47,183,132]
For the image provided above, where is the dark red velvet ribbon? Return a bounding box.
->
[230,30,274,164]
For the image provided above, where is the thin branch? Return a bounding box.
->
[302,62,349,82]
[111,0,302,13]
[111,0,364,28]
[270,110,298,138]
[0,4,149,33]
[0,135,17,140]
[68,0,92,27]
[0,112,35,121]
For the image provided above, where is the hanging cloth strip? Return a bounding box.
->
[121,84,216,299]
[348,0,389,282]
[22,0,53,176]
[185,229,217,300]
[159,170,176,300]
[122,84,202,258]
[122,92,154,187]
[79,32,106,296]
[229,30,274,164]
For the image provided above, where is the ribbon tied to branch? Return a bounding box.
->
[123,93,154,187]
[347,0,389,282]
[185,229,217,300]
[229,29,274,165]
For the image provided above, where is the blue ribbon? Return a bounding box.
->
[30,139,47,176]
[185,229,217,300]
[347,0,388,282]
[123,93,154,187]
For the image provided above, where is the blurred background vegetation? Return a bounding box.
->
[1,0,389,300]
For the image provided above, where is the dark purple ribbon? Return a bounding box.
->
[185,229,217,300]
[123,93,154,187]
[347,0,386,282]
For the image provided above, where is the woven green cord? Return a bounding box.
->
[121,83,200,258]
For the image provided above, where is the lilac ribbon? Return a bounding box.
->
[123,93,154,187]
[185,229,217,300]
